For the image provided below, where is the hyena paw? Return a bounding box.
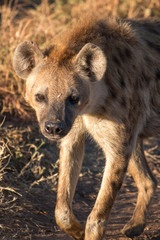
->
[55,207,84,240]
[122,220,146,238]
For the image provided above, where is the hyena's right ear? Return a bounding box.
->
[13,41,44,79]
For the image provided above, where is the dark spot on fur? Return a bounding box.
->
[115,168,122,176]
[97,105,106,116]
[125,48,132,58]
[97,212,105,220]
[124,165,128,172]
[156,69,160,79]
[113,55,121,66]
[44,45,54,56]
[97,220,102,224]
[109,86,117,98]
[120,97,127,107]
[100,106,106,112]
[125,151,131,161]
[116,47,132,62]
[132,64,136,70]
[145,187,148,193]
[118,70,126,88]
[120,79,126,88]
[116,47,125,61]
[111,181,122,191]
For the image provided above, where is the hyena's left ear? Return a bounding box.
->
[13,41,44,79]
[75,43,107,81]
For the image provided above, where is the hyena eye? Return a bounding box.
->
[68,94,80,105]
[35,93,45,102]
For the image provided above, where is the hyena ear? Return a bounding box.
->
[75,43,107,81]
[13,41,44,79]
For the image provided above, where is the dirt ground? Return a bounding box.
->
[0,122,160,240]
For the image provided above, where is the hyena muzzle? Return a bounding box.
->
[13,17,159,240]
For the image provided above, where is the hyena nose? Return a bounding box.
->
[45,121,64,136]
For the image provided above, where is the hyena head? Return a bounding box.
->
[13,41,106,140]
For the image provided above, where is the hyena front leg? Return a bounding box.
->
[84,135,130,240]
[55,121,85,240]
[122,138,157,238]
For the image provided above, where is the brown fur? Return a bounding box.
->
[13,16,159,240]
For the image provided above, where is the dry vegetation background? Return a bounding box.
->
[0,0,160,240]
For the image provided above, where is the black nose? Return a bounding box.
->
[45,121,64,136]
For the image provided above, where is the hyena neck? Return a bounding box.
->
[80,79,109,116]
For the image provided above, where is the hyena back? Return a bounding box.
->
[13,17,159,240]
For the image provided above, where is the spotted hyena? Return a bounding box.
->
[13,17,159,240]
